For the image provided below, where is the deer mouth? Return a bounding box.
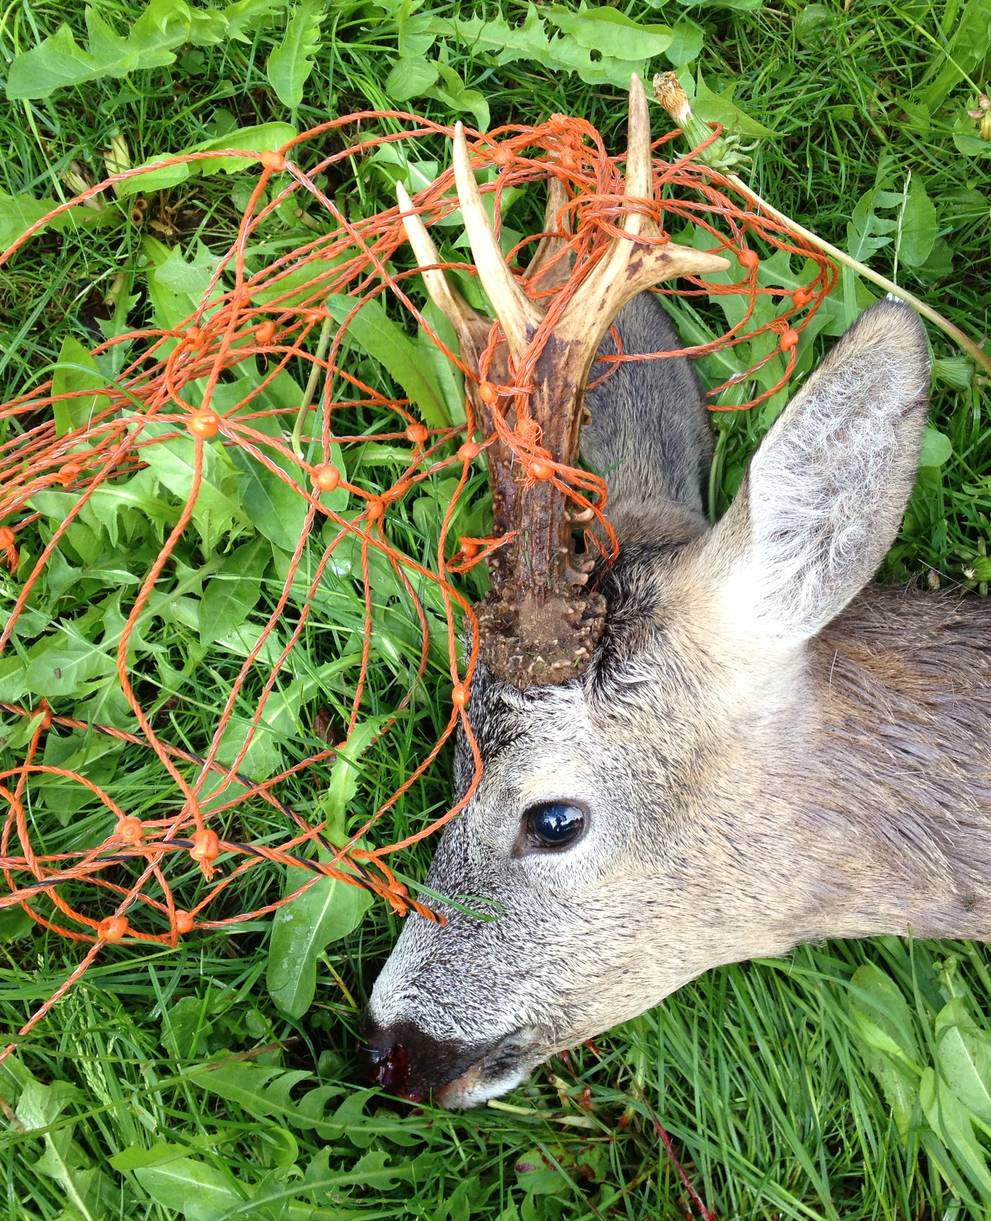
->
[364,1017,541,1109]
[433,1030,541,1109]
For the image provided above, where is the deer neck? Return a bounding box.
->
[778,588,991,944]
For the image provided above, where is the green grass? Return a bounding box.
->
[1,1,990,1218]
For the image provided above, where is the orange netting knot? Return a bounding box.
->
[0,526,17,572]
[182,326,206,349]
[311,463,341,492]
[405,423,429,446]
[186,409,221,439]
[254,319,278,345]
[451,683,468,709]
[365,497,385,522]
[489,142,515,168]
[174,909,195,935]
[189,827,221,878]
[457,441,481,463]
[97,915,129,943]
[258,149,287,173]
[57,461,83,486]
[778,328,799,352]
[529,458,556,482]
[737,248,760,271]
[792,288,813,308]
[115,816,145,845]
[478,381,500,407]
[545,114,573,139]
[514,417,543,451]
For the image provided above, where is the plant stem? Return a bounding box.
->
[725,173,991,376]
[292,311,335,458]
[651,71,991,377]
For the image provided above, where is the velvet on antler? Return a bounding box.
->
[397,75,729,688]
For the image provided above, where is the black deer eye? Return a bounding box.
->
[524,801,586,850]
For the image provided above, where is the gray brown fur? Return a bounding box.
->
[366,295,991,1108]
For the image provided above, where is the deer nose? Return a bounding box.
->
[361,1014,476,1102]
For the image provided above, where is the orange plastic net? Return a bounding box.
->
[0,105,835,1057]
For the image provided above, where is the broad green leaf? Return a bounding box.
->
[193,1061,340,1134]
[266,1,324,110]
[417,299,466,426]
[6,0,190,100]
[267,873,372,1017]
[665,17,704,66]
[117,123,296,199]
[199,539,267,646]
[109,1142,191,1172]
[693,71,778,139]
[141,237,222,333]
[547,7,672,58]
[15,1077,79,1129]
[6,0,290,99]
[267,720,381,1016]
[670,0,762,8]
[24,632,117,699]
[319,718,384,837]
[952,112,991,159]
[898,173,938,269]
[920,0,991,110]
[51,337,107,438]
[15,1077,111,1221]
[222,0,293,42]
[140,420,247,550]
[847,963,924,1138]
[385,57,440,101]
[794,4,835,48]
[410,7,654,88]
[325,293,449,427]
[430,63,490,130]
[0,906,32,941]
[849,964,920,1065]
[933,356,975,391]
[920,1067,991,1201]
[919,427,952,468]
[515,1147,569,1196]
[936,997,991,1124]
[134,1157,245,1221]
[0,190,107,250]
[6,24,104,100]
[230,443,309,553]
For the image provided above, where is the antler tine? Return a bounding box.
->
[452,123,543,362]
[396,181,484,335]
[527,176,573,293]
[557,75,728,342]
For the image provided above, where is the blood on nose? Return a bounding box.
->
[368,1043,424,1101]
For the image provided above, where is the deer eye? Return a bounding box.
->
[524,801,586,850]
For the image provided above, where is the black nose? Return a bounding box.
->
[361,1013,477,1102]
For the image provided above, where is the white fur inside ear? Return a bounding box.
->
[715,303,929,645]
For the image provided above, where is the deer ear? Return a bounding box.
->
[696,299,931,646]
[581,294,712,544]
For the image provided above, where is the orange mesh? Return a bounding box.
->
[0,106,835,1058]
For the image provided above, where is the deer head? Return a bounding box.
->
[364,86,936,1107]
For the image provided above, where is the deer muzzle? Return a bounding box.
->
[362,1014,538,1108]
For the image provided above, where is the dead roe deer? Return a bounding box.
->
[364,78,991,1108]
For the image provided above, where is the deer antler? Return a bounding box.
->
[397,74,729,688]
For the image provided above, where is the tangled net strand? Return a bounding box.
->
[0,104,835,1058]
